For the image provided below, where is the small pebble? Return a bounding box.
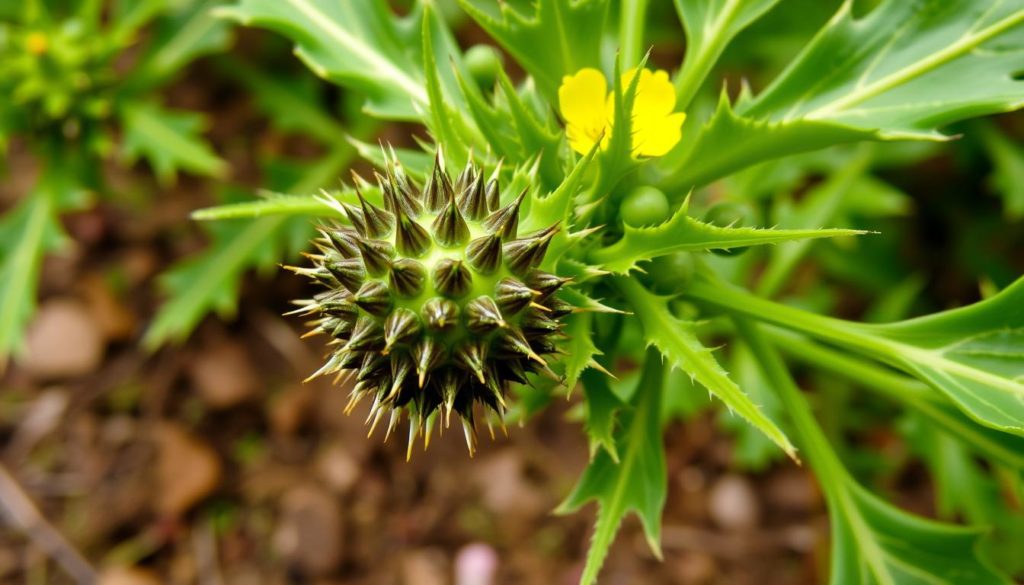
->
[707,474,761,531]
[20,299,105,379]
[316,443,360,493]
[155,423,223,517]
[98,566,162,585]
[188,340,260,409]
[455,543,498,585]
[274,484,343,576]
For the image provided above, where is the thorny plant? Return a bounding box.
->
[40,0,1024,582]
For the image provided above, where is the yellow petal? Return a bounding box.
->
[632,112,687,157]
[566,125,604,155]
[628,68,676,118]
[559,68,608,129]
[559,68,611,155]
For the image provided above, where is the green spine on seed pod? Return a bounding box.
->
[288,148,571,457]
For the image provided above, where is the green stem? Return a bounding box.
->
[672,0,742,110]
[685,275,891,358]
[770,330,1024,470]
[619,0,650,68]
[733,319,849,484]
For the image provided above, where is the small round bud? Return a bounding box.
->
[621,185,670,227]
[464,45,503,90]
[642,252,695,294]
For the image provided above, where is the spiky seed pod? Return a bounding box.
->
[388,258,427,297]
[357,239,395,276]
[326,258,365,293]
[483,189,525,239]
[292,150,571,455]
[354,183,394,238]
[433,258,472,298]
[422,297,459,331]
[466,234,502,274]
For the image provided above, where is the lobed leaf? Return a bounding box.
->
[557,348,665,585]
[146,149,355,347]
[828,481,1009,585]
[592,196,863,274]
[658,0,1024,189]
[219,0,429,120]
[744,0,1024,138]
[562,311,604,393]
[861,277,1024,435]
[580,368,623,462]
[770,329,1024,473]
[120,101,226,185]
[616,276,796,459]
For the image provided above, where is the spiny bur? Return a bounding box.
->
[289,149,570,457]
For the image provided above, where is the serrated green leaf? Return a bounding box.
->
[656,92,873,190]
[563,311,603,392]
[557,348,665,585]
[689,275,1024,437]
[721,340,785,470]
[592,196,863,274]
[580,368,623,461]
[219,0,428,120]
[144,215,302,347]
[659,1,1024,189]
[616,276,796,459]
[745,1,1024,138]
[672,0,783,109]
[120,100,225,184]
[457,0,609,104]
[757,147,879,296]
[522,141,597,247]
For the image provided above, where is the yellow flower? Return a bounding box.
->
[558,67,687,158]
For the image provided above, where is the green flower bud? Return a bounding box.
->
[621,185,671,228]
[464,44,504,90]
